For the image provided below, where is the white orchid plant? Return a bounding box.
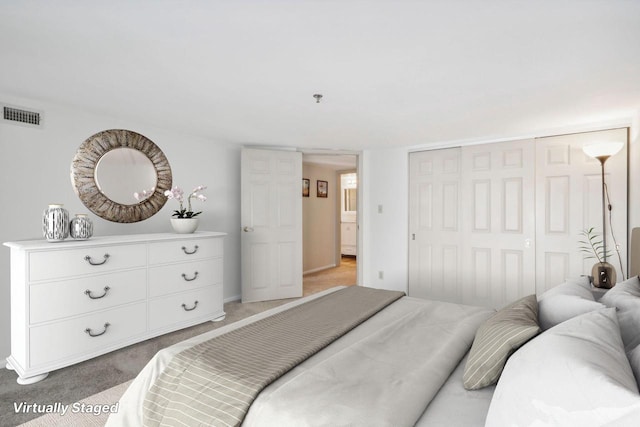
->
[164,185,207,218]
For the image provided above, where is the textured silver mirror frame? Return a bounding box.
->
[70,129,172,223]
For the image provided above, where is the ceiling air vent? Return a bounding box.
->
[2,104,43,128]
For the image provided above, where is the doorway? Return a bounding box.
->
[302,154,358,296]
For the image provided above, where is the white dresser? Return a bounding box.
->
[3,231,226,384]
[341,222,357,256]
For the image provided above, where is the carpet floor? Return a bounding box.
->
[2,258,356,427]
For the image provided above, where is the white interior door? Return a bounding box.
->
[535,128,628,293]
[461,140,536,308]
[241,148,303,302]
[409,148,462,302]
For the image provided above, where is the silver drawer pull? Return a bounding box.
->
[85,286,111,299]
[182,301,199,311]
[84,254,110,266]
[181,245,199,255]
[85,322,110,337]
[181,272,199,282]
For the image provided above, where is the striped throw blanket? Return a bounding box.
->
[143,286,405,427]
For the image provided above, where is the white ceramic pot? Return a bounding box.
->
[42,204,69,242]
[170,218,199,234]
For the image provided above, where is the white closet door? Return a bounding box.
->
[409,148,462,302]
[409,128,628,307]
[461,140,536,308]
[535,128,628,293]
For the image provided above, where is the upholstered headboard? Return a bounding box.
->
[630,228,640,277]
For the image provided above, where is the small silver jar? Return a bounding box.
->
[70,214,93,240]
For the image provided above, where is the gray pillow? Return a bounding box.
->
[463,295,540,390]
[601,276,640,351]
[539,276,593,299]
[537,276,605,330]
[600,276,640,389]
[629,345,640,391]
[486,308,640,426]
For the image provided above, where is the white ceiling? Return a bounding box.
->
[1,1,639,150]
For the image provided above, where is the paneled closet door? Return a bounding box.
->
[409,128,628,308]
[409,148,462,302]
[461,140,536,308]
[535,128,628,293]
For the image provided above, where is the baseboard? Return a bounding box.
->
[225,264,339,301]
[224,295,241,303]
[304,264,337,275]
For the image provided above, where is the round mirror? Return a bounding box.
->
[95,148,157,205]
[70,129,172,223]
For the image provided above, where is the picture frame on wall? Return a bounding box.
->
[317,180,328,198]
[302,178,310,197]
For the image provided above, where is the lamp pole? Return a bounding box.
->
[583,141,624,288]
[597,156,608,262]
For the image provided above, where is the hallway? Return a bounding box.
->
[303,256,357,296]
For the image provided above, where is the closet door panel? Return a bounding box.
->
[408,127,628,308]
[461,140,536,308]
[409,148,462,302]
[535,128,628,294]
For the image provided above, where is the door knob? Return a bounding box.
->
[243,226,254,232]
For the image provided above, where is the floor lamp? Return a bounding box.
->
[582,141,624,287]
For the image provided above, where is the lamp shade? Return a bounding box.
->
[582,142,624,159]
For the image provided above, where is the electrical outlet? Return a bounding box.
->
[378,271,384,279]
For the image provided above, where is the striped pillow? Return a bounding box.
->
[463,294,540,390]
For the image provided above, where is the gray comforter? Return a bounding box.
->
[143,287,404,427]
[242,295,493,427]
[107,287,494,427]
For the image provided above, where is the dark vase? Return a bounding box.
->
[591,262,616,289]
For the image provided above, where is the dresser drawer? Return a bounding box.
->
[148,258,222,298]
[341,245,357,256]
[29,302,147,367]
[30,269,147,324]
[149,285,223,331]
[29,244,147,282]
[148,238,222,265]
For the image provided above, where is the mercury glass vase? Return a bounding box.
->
[591,261,616,289]
[70,213,94,240]
[42,204,70,242]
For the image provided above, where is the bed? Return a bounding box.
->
[107,276,640,427]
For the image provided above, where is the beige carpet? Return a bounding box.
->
[303,256,357,296]
[17,381,132,427]
[11,259,356,427]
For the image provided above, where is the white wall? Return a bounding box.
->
[0,94,242,361]
[302,163,338,273]
[361,148,409,293]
